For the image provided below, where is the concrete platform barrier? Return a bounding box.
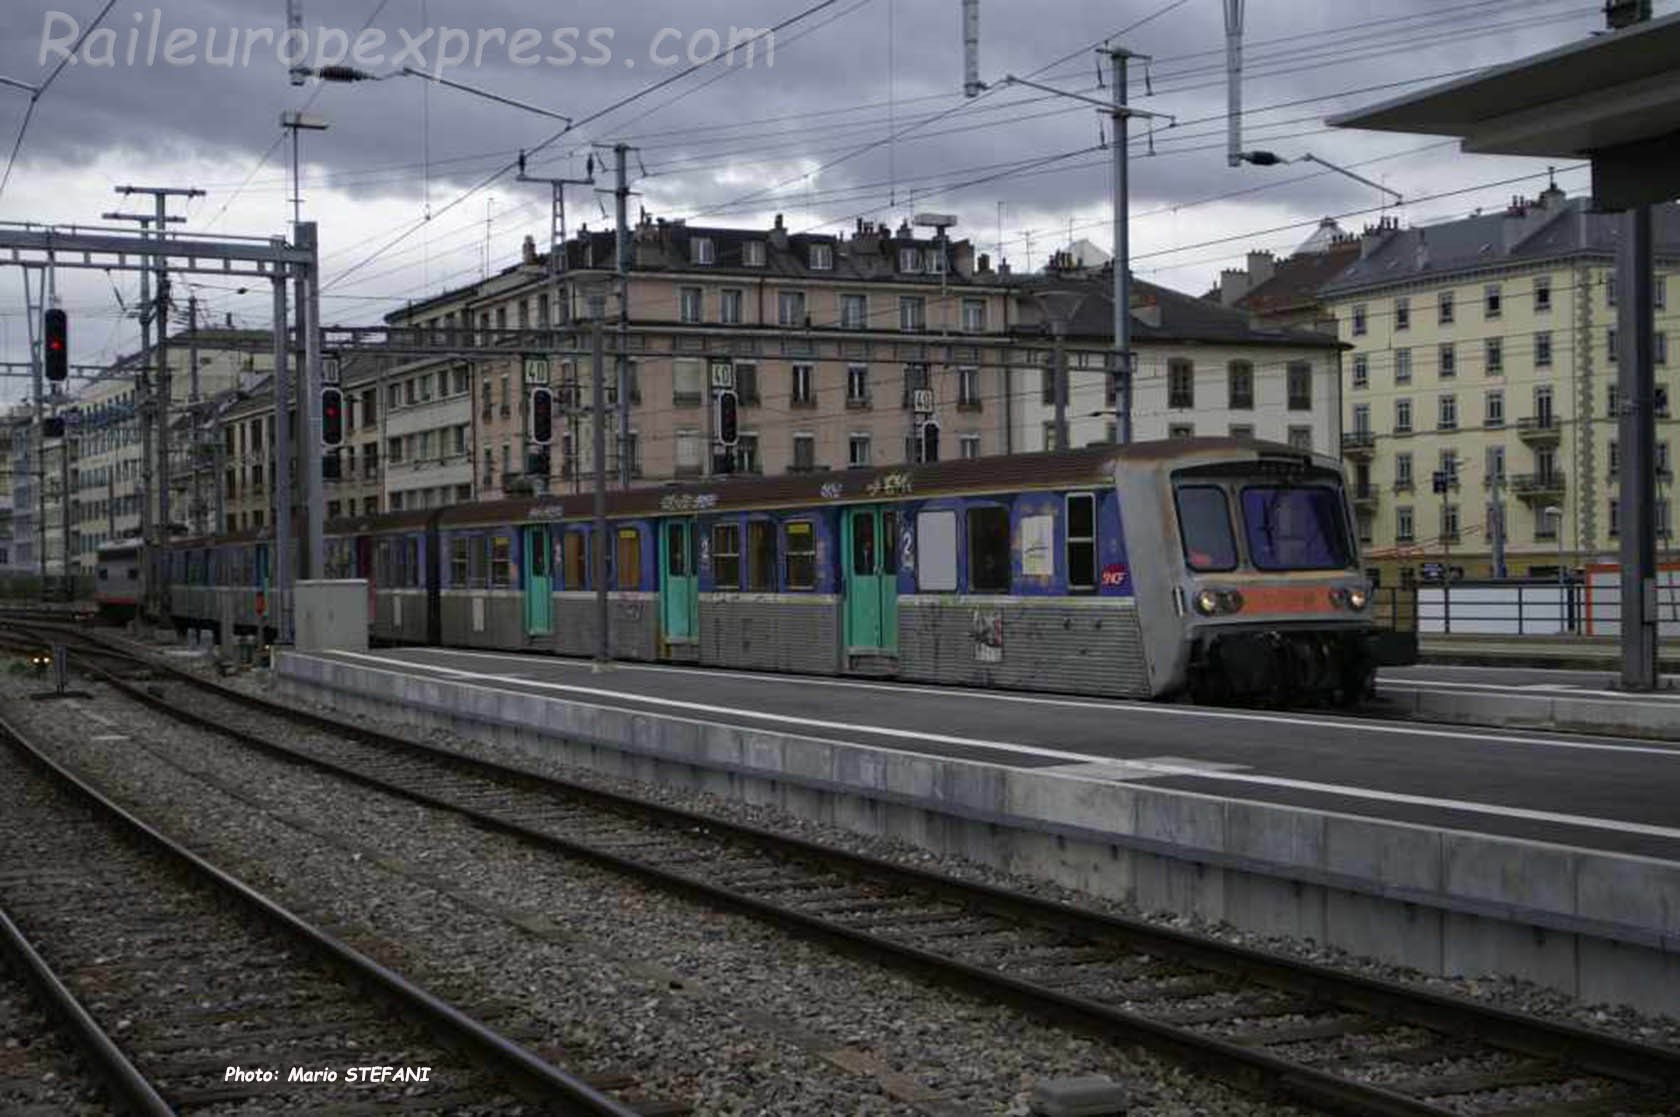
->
[276,651,1680,1015]
[1378,685,1680,740]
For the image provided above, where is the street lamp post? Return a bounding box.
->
[581,279,613,670]
[1544,505,1566,633]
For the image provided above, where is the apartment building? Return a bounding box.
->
[386,214,1015,487]
[1322,188,1680,583]
[1008,262,1345,454]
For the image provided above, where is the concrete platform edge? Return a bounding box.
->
[275,652,1680,1015]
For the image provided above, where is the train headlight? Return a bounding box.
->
[1220,589,1244,613]
[1346,587,1369,611]
[1193,588,1222,616]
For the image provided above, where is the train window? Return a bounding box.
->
[563,531,587,590]
[530,532,548,578]
[746,520,776,591]
[469,535,485,587]
[784,521,815,590]
[490,535,512,587]
[712,523,741,590]
[916,510,958,592]
[615,528,641,589]
[851,513,875,576]
[1239,486,1352,571]
[1175,486,1238,572]
[667,523,689,577]
[966,506,1011,593]
[450,537,470,586]
[1067,493,1097,591]
[882,512,898,575]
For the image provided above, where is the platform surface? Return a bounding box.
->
[305,647,1680,863]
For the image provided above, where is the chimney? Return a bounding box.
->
[1245,250,1275,287]
[999,260,1011,276]
[521,235,538,266]
[770,213,788,250]
[1219,268,1250,307]
[977,252,991,273]
[1360,218,1396,260]
[951,240,975,278]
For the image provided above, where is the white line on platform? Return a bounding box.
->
[325,651,1680,845]
[382,647,1680,758]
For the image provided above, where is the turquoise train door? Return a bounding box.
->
[523,525,552,636]
[842,505,898,654]
[659,518,697,643]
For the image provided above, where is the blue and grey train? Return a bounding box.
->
[165,438,1416,703]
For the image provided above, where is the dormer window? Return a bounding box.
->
[898,247,923,274]
[743,241,766,267]
[928,247,946,274]
[809,243,833,271]
[691,237,715,265]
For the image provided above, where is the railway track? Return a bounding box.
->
[0,683,646,1116]
[17,623,1680,1116]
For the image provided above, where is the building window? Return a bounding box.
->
[848,434,871,468]
[691,236,715,265]
[1394,296,1410,331]
[1438,290,1455,324]
[960,433,980,459]
[1658,332,1669,366]
[736,362,760,405]
[967,505,1010,593]
[1439,343,1456,379]
[1438,394,1457,431]
[1535,384,1554,427]
[1168,358,1194,409]
[1485,390,1504,427]
[792,432,815,471]
[1395,398,1413,434]
[1352,403,1370,435]
[1609,327,1619,364]
[1442,504,1460,542]
[1352,354,1368,390]
[720,288,743,325]
[1484,284,1502,319]
[1395,348,1412,384]
[899,296,926,332]
[1351,304,1367,336]
[1535,330,1552,368]
[1395,452,1413,490]
[1607,272,1617,307]
[673,359,704,405]
[1486,337,1503,375]
[1439,448,1459,486]
[743,240,766,267]
[778,290,806,327]
[784,521,816,589]
[898,246,923,273]
[711,523,740,590]
[1229,423,1254,439]
[1486,445,1505,486]
[841,293,868,330]
[1287,426,1313,451]
[846,365,870,406]
[679,286,703,324]
[1535,275,1552,312]
[1168,423,1195,440]
[961,298,986,333]
[675,430,703,476]
[1227,360,1254,410]
[808,243,833,270]
[735,432,760,474]
[792,364,814,405]
[957,366,981,408]
[1396,506,1414,543]
[1286,361,1312,411]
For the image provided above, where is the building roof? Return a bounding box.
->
[1236,238,1360,319]
[1322,193,1680,296]
[1016,270,1342,350]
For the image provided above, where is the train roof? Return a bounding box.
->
[169,438,1331,545]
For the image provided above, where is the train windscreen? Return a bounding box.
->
[1174,486,1238,572]
[1239,486,1352,571]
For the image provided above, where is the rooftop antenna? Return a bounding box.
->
[286,0,306,85]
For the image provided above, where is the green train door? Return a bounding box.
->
[842,506,898,654]
[660,519,698,643]
[523,525,552,636]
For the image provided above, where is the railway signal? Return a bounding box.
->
[530,385,555,445]
[320,386,344,447]
[716,389,739,447]
[44,308,67,381]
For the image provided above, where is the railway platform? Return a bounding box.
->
[275,646,1680,1015]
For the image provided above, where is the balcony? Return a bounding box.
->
[1392,478,1414,493]
[1351,484,1379,510]
[1341,431,1376,458]
[1516,416,1561,445]
[1511,472,1566,500]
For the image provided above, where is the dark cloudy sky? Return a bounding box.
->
[0,0,1661,390]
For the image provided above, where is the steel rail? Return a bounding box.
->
[0,698,641,1117]
[31,625,1680,1115]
